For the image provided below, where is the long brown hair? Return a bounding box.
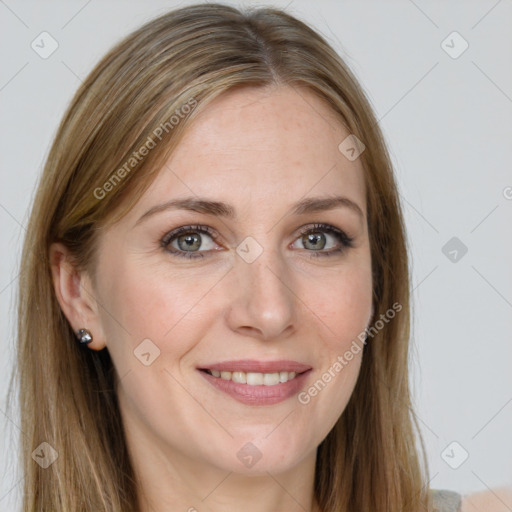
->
[15,3,430,510]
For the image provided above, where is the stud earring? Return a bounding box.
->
[76,328,93,345]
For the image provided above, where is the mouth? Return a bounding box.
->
[197,360,312,405]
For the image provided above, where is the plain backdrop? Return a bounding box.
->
[1,0,511,509]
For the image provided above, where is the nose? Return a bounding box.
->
[225,245,297,342]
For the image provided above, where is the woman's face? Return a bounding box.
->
[89,86,372,476]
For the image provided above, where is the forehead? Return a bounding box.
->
[130,86,366,218]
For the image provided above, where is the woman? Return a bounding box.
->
[16,3,461,511]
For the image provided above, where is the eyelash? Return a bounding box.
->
[160,223,354,260]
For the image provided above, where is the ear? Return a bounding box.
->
[49,242,107,351]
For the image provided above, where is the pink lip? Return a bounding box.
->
[198,359,311,373]
[199,370,311,406]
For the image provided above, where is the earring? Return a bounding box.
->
[77,328,93,345]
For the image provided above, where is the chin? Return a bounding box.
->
[204,429,316,476]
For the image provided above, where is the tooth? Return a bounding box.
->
[246,372,263,385]
[207,369,299,385]
[263,373,280,386]
[231,371,247,384]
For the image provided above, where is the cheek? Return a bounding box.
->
[305,257,373,346]
[97,256,223,357]
[293,257,372,428]
[95,259,226,446]
[94,253,239,440]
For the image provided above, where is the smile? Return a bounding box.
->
[203,369,299,386]
[197,360,312,406]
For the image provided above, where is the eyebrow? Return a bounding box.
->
[135,195,365,226]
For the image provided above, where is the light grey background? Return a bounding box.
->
[1,0,511,509]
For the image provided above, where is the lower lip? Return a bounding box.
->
[199,370,311,406]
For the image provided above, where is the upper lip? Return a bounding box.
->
[198,359,312,373]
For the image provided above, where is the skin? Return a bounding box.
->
[50,86,373,512]
[462,487,512,512]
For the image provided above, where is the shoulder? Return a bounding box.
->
[460,487,512,512]
[430,489,462,512]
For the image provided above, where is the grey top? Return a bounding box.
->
[431,489,462,512]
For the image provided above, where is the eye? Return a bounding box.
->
[161,222,354,260]
[161,225,220,259]
[290,223,354,257]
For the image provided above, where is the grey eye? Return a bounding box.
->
[170,231,216,252]
[292,230,339,251]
